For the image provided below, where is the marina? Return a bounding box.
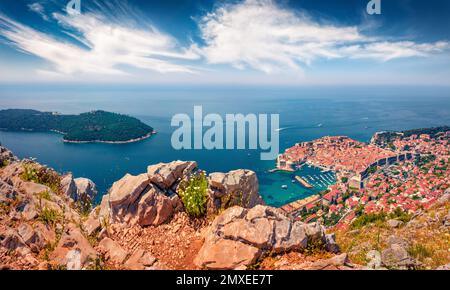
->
[260,164,336,208]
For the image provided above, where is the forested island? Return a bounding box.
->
[0,109,155,143]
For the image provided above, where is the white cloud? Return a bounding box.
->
[0,3,200,77]
[28,2,49,21]
[198,0,450,73]
[0,0,449,82]
[340,41,450,61]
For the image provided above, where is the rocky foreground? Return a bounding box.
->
[0,145,448,270]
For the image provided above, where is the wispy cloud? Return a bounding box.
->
[198,0,450,73]
[0,0,449,81]
[28,2,49,21]
[0,1,200,77]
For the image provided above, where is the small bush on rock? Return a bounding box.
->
[178,172,208,218]
[39,207,61,227]
[21,162,61,193]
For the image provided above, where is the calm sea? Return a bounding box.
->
[1,85,449,206]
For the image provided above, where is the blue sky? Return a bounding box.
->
[0,0,449,85]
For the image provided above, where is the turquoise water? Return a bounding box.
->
[260,166,336,207]
[0,85,449,206]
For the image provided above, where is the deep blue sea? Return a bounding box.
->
[1,85,449,206]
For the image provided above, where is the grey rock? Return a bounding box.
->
[74,178,97,203]
[60,174,77,200]
[207,169,264,214]
[381,243,419,269]
[98,237,128,264]
[195,205,331,269]
[366,250,382,269]
[147,161,197,190]
[324,233,340,253]
[387,219,403,228]
[66,250,82,270]
[436,263,450,270]
[0,229,26,250]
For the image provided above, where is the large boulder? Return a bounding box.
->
[101,161,197,227]
[381,239,419,270]
[194,205,334,270]
[97,237,128,264]
[109,173,150,220]
[0,146,18,165]
[0,180,17,202]
[106,172,177,227]
[74,178,97,204]
[366,250,383,270]
[50,224,97,270]
[147,161,197,190]
[0,228,26,251]
[207,169,264,214]
[60,174,77,200]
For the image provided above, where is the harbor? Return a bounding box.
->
[260,163,336,208]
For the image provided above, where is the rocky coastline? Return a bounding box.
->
[62,131,157,144]
[0,145,449,270]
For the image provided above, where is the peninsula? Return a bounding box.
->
[0,109,155,143]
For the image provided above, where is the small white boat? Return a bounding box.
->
[282,185,288,190]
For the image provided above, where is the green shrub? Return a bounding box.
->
[351,212,386,229]
[39,207,61,227]
[21,163,61,193]
[37,190,52,201]
[0,159,9,168]
[178,172,208,218]
[388,207,411,223]
[408,244,432,261]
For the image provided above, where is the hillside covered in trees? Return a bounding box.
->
[0,109,155,143]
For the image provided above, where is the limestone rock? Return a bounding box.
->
[324,233,340,253]
[60,174,77,200]
[108,173,176,226]
[66,249,82,270]
[0,228,26,250]
[0,146,18,165]
[98,237,128,264]
[124,248,156,270]
[194,238,261,270]
[381,243,419,269]
[135,186,174,226]
[387,219,403,228]
[436,263,450,270]
[21,202,38,221]
[147,161,197,190]
[195,205,333,270]
[0,180,17,202]
[207,170,264,213]
[74,178,97,203]
[84,211,102,236]
[366,250,382,269]
[17,223,35,245]
[50,225,97,269]
[307,253,352,270]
